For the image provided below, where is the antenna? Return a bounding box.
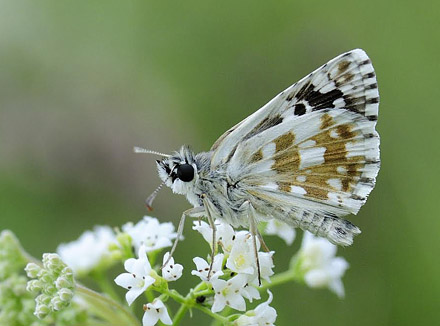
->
[145,181,166,211]
[133,146,170,158]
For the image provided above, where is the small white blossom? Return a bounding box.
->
[142,299,172,326]
[191,254,224,282]
[226,232,257,275]
[192,219,235,252]
[211,274,248,313]
[265,219,296,245]
[299,232,349,298]
[192,220,212,244]
[235,291,277,326]
[114,245,155,306]
[240,283,260,303]
[123,216,177,252]
[57,226,116,276]
[161,252,183,282]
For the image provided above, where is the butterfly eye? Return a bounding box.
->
[176,164,194,182]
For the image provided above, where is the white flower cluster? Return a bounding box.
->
[192,219,277,322]
[122,216,178,252]
[114,217,181,326]
[46,214,350,326]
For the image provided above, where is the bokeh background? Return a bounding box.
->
[1,1,439,325]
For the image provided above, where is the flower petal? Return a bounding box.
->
[114,273,137,289]
[126,287,145,306]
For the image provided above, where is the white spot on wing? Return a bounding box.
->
[262,182,279,191]
[327,178,343,191]
[330,130,339,138]
[337,166,347,174]
[299,147,326,170]
[290,186,306,195]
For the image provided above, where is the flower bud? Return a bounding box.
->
[26,279,43,293]
[25,263,41,279]
[26,253,75,319]
[34,303,50,319]
[58,288,74,302]
[51,295,64,311]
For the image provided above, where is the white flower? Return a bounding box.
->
[123,216,177,252]
[250,251,275,285]
[241,283,260,303]
[299,232,349,298]
[57,226,116,276]
[142,299,172,326]
[235,291,277,326]
[114,245,156,305]
[211,274,248,313]
[226,231,257,275]
[192,220,212,244]
[161,252,183,282]
[192,219,235,252]
[191,254,224,282]
[264,219,296,245]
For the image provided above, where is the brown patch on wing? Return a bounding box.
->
[337,125,356,139]
[338,61,350,74]
[320,113,335,130]
[338,72,354,84]
[272,132,299,175]
[274,132,295,152]
[251,149,263,163]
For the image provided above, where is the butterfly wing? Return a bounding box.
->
[210,49,379,245]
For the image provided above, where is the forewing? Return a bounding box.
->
[222,49,380,216]
[210,49,379,171]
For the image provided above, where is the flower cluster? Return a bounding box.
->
[25,254,75,319]
[0,213,353,326]
[114,216,182,325]
[192,220,275,316]
[122,216,178,252]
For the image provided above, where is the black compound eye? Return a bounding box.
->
[176,164,194,182]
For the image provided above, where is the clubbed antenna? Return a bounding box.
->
[145,181,166,211]
[133,146,170,158]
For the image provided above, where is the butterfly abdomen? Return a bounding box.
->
[292,209,361,246]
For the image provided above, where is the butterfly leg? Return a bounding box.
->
[201,194,218,280]
[161,206,205,269]
[244,201,262,286]
[256,227,271,253]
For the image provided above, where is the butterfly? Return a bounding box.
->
[136,49,380,281]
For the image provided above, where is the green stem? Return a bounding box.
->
[172,302,189,325]
[76,284,141,326]
[195,305,230,324]
[260,268,299,291]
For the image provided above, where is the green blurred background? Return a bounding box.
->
[1,0,439,325]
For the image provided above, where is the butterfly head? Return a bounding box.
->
[156,146,198,196]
